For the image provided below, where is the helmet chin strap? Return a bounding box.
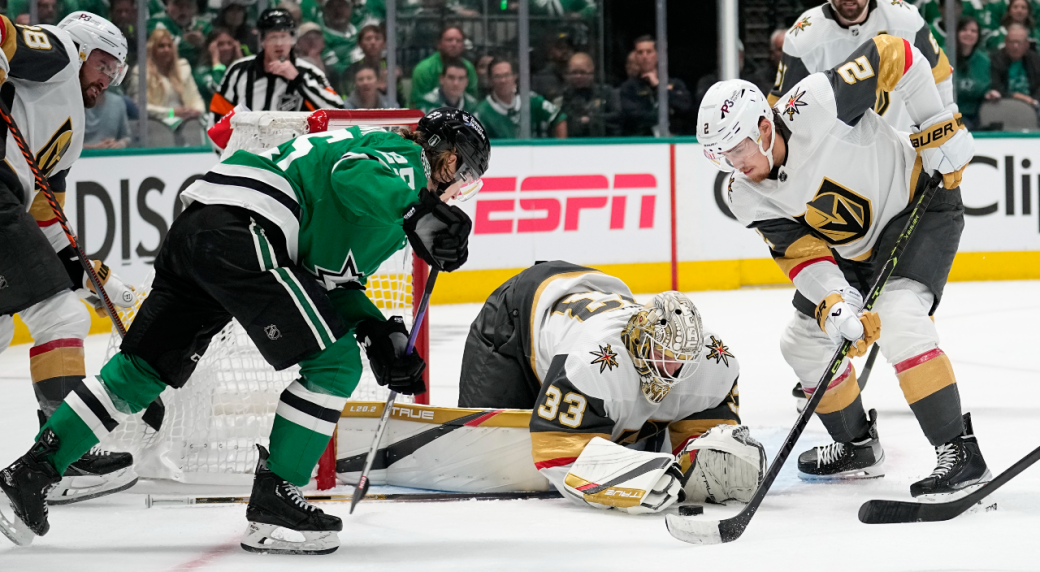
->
[757,119,777,172]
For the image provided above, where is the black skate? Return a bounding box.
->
[793,382,807,413]
[798,409,885,480]
[0,429,63,546]
[47,446,139,505]
[241,445,342,555]
[910,413,992,501]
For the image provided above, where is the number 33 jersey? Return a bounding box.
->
[526,270,740,488]
[726,36,949,303]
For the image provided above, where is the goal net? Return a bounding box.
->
[100,109,428,488]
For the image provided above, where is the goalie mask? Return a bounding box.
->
[621,292,704,404]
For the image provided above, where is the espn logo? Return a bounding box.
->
[474,174,659,235]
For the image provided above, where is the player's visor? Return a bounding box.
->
[452,163,483,202]
[706,137,758,173]
[90,55,128,86]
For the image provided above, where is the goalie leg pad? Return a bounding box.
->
[563,437,683,514]
[677,425,766,504]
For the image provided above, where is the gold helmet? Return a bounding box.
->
[621,291,704,404]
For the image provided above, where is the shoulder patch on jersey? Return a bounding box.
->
[705,336,733,366]
[782,88,809,120]
[790,16,812,36]
[589,344,619,373]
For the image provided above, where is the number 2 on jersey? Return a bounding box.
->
[537,385,587,428]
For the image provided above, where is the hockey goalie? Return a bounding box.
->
[456,261,767,513]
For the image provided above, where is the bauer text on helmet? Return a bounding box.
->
[697,79,777,176]
[58,11,129,86]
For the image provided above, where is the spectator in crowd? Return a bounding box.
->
[986,0,1040,49]
[195,27,242,104]
[624,50,639,80]
[924,0,963,43]
[320,0,365,88]
[84,87,132,149]
[694,39,766,109]
[532,31,575,103]
[126,28,206,127]
[409,26,478,106]
[474,58,566,139]
[761,28,786,93]
[214,0,260,56]
[344,63,397,109]
[956,16,991,129]
[475,53,495,99]
[619,35,692,136]
[12,0,62,25]
[417,58,479,113]
[342,24,401,101]
[210,8,342,125]
[148,0,212,67]
[110,0,139,68]
[986,23,1040,109]
[295,22,327,73]
[557,52,620,138]
[279,0,304,26]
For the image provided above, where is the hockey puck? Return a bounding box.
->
[678,505,703,516]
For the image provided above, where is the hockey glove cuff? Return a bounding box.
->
[403,188,472,272]
[355,316,427,395]
[911,114,973,190]
[815,289,880,358]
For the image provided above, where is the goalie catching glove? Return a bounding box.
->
[562,437,684,514]
[676,425,766,504]
[57,246,136,316]
[403,188,472,272]
[814,287,881,358]
[911,113,973,190]
[355,316,426,395]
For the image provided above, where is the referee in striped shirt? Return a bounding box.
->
[210,8,343,125]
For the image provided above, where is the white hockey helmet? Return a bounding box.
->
[58,11,129,86]
[697,79,776,172]
[621,291,704,404]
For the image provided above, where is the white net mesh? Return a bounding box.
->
[100,111,420,485]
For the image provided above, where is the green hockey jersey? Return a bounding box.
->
[180,126,428,320]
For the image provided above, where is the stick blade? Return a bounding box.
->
[858,499,928,524]
[664,514,724,545]
[349,478,370,515]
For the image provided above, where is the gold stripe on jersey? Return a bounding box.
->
[931,45,952,84]
[30,346,85,382]
[897,352,956,405]
[872,35,910,93]
[28,189,63,223]
[527,270,605,380]
[774,234,833,277]
[530,431,609,465]
[563,473,644,508]
[815,368,860,414]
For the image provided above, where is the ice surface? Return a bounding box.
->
[0,280,1037,570]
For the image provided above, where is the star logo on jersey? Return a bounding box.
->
[801,178,873,245]
[589,344,619,373]
[891,0,912,9]
[790,16,811,36]
[705,336,733,366]
[311,251,365,290]
[783,89,808,120]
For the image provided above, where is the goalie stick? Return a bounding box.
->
[147,490,561,507]
[0,98,165,431]
[665,173,944,545]
[350,267,439,515]
[859,444,1040,524]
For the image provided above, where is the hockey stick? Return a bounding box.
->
[859,444,1040,524]
[857,344,879,391]
[0,97,166,430]
[349,267,439,515]
[148,489,561,507]
[666,172,944,545]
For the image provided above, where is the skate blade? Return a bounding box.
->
[240,522,340,555]
[798,466,885,481]
[47,468,139,505]
[0,503,34,546]
[914,475,993,504]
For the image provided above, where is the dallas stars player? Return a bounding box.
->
[0,11,141,505]
[0,108,490,553]
[698,36,990,498]
[458,261,766,514]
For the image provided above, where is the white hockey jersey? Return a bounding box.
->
[730,35,953,306]
[769,0,955,131]
[0,17,86,251]
[525,271,740,494]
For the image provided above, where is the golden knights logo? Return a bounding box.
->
[705,336,733,366]
[589,344,619,373]
[790,16,811,36]
[37,117,73,176]
[783,89,808,120]
[802,178,873,245]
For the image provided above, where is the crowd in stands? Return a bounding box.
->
[22,0,1040,149]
